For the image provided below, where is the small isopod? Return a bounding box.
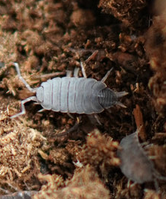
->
[10,63,127,118]
[0,191,37,199]
[117,128,166,190]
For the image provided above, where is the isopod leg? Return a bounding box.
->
[80,61,87,78]
[80,50,99,78]
[88,114,102,126]
[13,62,36,93]
[10,96,37,118]
[66,70,72,77]
[73,67,80,78]
[127,180,137,188]
[67,68,80,78]
[154,171,166,193]
[55,117,81,140]
[67,112,74,119]
[154,178,160,193]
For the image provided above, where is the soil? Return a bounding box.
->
[0,0,166,198]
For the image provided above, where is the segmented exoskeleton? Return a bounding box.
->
[117,128,166,191]
[10,63,127,118]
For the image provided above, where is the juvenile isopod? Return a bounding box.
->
[10,63,128,118]
[0,191,37,199]
[117,128,166,191]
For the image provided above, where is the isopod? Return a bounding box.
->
[0,191,37,199]
[117,128,166,190]
[10,63,127,118]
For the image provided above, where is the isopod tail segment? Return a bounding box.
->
[113,91,128,108]
[101,68,128,108]
[80,60,128,108]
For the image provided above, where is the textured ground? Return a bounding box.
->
[0,0,166,198]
